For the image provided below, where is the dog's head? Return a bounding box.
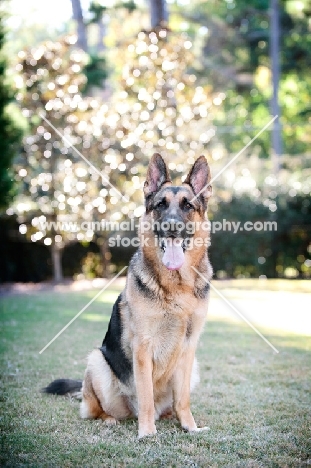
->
[142,153,212,271]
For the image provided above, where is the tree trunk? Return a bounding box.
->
[99,236,111,278]
[269,0,282,174]
[51,243,63,283]
[97,18,106,53]
[71,0,88,51]
[149,0,169,28]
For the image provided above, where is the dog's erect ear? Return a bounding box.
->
[143,153,171,198]
[184,156,212,199]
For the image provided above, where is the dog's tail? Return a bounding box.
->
[42,379,83,399]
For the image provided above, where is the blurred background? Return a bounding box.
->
[0,0,310,283]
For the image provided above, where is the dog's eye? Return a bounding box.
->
[182,200,194,211]
[155,200,167,209]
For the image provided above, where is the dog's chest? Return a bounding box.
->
[153,321,184,367]
[144,297,194,364]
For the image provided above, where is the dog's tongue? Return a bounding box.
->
[162,238,185,270]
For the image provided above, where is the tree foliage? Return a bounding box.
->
[3,0,311,280]
[12,27,220,279]
[14,37,113,279]
[183,0,311,156]
[0,13,23,209]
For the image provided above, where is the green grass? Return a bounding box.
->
[0,284,310,467]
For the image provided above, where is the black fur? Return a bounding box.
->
[42,379,82,395]
[166,186,182,195]
[194,282,210,299]
[186,318,192,339]
[99,294,132,384]
[133,273,156,299]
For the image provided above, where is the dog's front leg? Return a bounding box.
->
[133,340,156,438]
[173,347,208,433]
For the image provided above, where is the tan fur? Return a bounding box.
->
[80,155,212,438]
[80,349,131,421]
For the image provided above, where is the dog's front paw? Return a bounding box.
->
[189,426,210,433]
[138,423,157,439]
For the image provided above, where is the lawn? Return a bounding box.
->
[0,280,310,467]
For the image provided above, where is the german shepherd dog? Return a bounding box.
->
[44,154,213,438]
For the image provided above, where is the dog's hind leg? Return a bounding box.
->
[80,391,102,419]
[80,370,103,420]
[80,385,117,425]
[81,349,131,422]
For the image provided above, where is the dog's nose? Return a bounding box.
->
[165,218,182,233]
